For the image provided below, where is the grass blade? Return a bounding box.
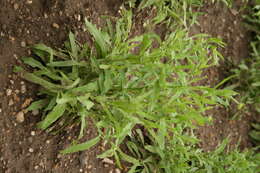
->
[37,103,67,130]
[61,136,100,154]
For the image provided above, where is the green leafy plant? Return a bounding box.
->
[16,6,259,173]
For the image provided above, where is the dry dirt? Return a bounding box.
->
[0,0,255,173]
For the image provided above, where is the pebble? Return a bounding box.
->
[31,131,36,136]
[14,3,19,10]
[21,85,26,94]
[29,148,34,153]
[46,140,50,144]
[6,89,12,96]
[16,111,25,123]
[52,23,60,29]
[26,0,33,4]
[102,158,114,165]
[32,109,39,116]
[21,41,26,47]
[115,168,121,173]
[34,165,39,170]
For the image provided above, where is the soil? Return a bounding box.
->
[0,0,255,173]
[193,1,253,152]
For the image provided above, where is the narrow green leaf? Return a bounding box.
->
[61,136,100,154]
[69,32,78,59]
[22,57,46,69]
[23,72,62,91]
[37,103,67,130]
[85,18,109,57]
[26,99,49,111]
[47,60,87,67]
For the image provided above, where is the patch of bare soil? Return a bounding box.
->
[0,0,123,173]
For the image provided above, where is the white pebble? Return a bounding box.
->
[6,89,12,96]
[16,111,25,123]
[21,85,26,94]
[102,158,114,165]
[31,131,36,136]
[29,148,34,153]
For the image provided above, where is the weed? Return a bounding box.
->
[16,3,260,173]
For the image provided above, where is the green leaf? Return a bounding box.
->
[71,82,98,94]
[26,99,49,111]
[37,103,67,130]
[252,123,260,130]
[22,57,46,69]
[119,150,140,165]
[23,72,62,91]
[47,60,87,67]
[116,122,135,145]
[77,95,95,110]
[13,66,24,73]
[85,18,109,57]
[61,136,100,154]
[249,130,260,141]
[69,32,78,59]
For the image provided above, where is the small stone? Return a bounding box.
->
[52,23,60,29]
[26,0,33,4]
[34,165,39,170]
[115,168,121,173]
[8,99,14,106]
[21,41,26,47]
[29,148,34,152]
[79,169,83,172]
[0,109,2,113]
[21,85,26,93]
[32,109,39,116]
[230,9,238,16]
[6,89,12,96]
[16,111,24,123]
[14,3,19,10]
[102,158,114,165]
[31,131,36,136]
[46,140,50,144]
[44,13,48,18]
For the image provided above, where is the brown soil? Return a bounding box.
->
[0,0,254,173]
[194,1,253,151]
